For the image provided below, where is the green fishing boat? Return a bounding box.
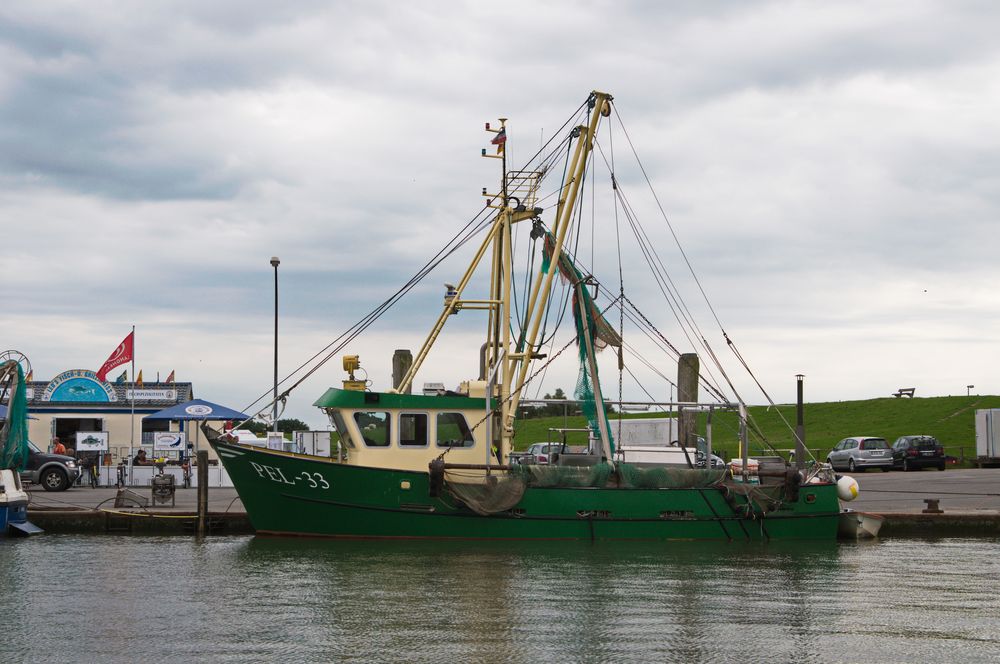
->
[208,91,846,540]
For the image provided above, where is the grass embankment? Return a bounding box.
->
[512,395,1000,463]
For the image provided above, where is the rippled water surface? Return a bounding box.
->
[2,535,999,663]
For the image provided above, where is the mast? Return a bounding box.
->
[394,91,614,463]
[502,91,612,457]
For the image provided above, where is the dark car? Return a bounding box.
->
[20,440,80,491]
[891,435,946,471]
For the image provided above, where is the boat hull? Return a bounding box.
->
[1,469,42,536]
[837,509,885,539]
[213,441,840,541]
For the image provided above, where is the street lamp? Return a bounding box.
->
[794,374,805,470]
[967,384,974,397]
[271,256,280,433]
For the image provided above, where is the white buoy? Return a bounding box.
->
[837,475,860,501]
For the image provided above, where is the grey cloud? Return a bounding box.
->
[3,1,1000,416]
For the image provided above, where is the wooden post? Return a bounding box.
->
[196,450,209,536]
[677,353,699,448]
[392,349,413,394]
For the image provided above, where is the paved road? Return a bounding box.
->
[26,467,1000,515]
[848,467,1000,513]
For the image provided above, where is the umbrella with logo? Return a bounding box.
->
[144,399,251,456]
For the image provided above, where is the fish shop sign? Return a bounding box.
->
[41,370,118,402]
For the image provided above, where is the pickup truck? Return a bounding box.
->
[20,440,80,491]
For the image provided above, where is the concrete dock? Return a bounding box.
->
[848,467,1000,536]
[25,484,253,534]
[22,467,1000,537]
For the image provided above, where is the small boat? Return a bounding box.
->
[1,354,43,537]
[838,509,885,539]
[0,469,42,537]
[209,91,845,541]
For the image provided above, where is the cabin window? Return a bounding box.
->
[328,410,353,448]
[436,412,475,448]
[399,413,428,447]
[355,411,390,447]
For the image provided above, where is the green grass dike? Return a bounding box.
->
[512,395,1000,465]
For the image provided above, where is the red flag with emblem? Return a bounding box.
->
[96,332,134,382]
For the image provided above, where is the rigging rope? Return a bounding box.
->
[242,96,593,423]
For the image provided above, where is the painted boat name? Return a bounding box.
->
[249,462,330,489]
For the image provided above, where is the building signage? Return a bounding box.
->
[126,389,178,401]
[76,431,110,451]
[42,370,118,402]
[153,431,186,451]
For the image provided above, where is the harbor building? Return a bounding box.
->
[22,369,202,461]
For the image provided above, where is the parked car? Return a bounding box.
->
[891,435,946,471]
[695,450,726,469]
[826,437,893,472]
[690,437,725,469]
[524,442,565,465]
[20,440,80,491]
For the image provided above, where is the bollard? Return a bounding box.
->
[197,450,209,536]
[923,498,943,514]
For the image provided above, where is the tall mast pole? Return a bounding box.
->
[503,92,612,447]
[129,324,135,481]
[392,93,614,465]
[497,120,514,461]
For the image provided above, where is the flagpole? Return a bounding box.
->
[129,324,135,486]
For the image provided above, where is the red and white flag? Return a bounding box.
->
[96,332,134,382]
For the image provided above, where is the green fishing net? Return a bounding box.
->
[1,364,30,471]
[541,232,621,454]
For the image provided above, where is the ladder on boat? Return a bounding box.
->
[505,169,546,210]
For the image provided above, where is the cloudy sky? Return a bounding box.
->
[2,1,998,429]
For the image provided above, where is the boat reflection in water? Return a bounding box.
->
[2,535,998,661]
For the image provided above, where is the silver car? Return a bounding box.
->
[525,442,565,465]
[827,436,892,472]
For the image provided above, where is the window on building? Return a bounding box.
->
[354,411,390,447]
[436,412,475,448]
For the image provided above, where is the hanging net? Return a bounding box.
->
[444,471,527,516]
[1,363,30,471]
[542,232,621,452]
[512,462,615,488]
[443,464,728,515]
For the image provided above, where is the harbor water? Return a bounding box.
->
[2,535,999,663]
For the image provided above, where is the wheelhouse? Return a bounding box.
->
[313,387,494,472]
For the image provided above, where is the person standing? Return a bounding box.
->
[52,437,67,455]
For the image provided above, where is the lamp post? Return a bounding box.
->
[270,256,280,434]
[968,384,974,397]
[795,374,806,470]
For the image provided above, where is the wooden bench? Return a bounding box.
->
[892,387,915,398]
